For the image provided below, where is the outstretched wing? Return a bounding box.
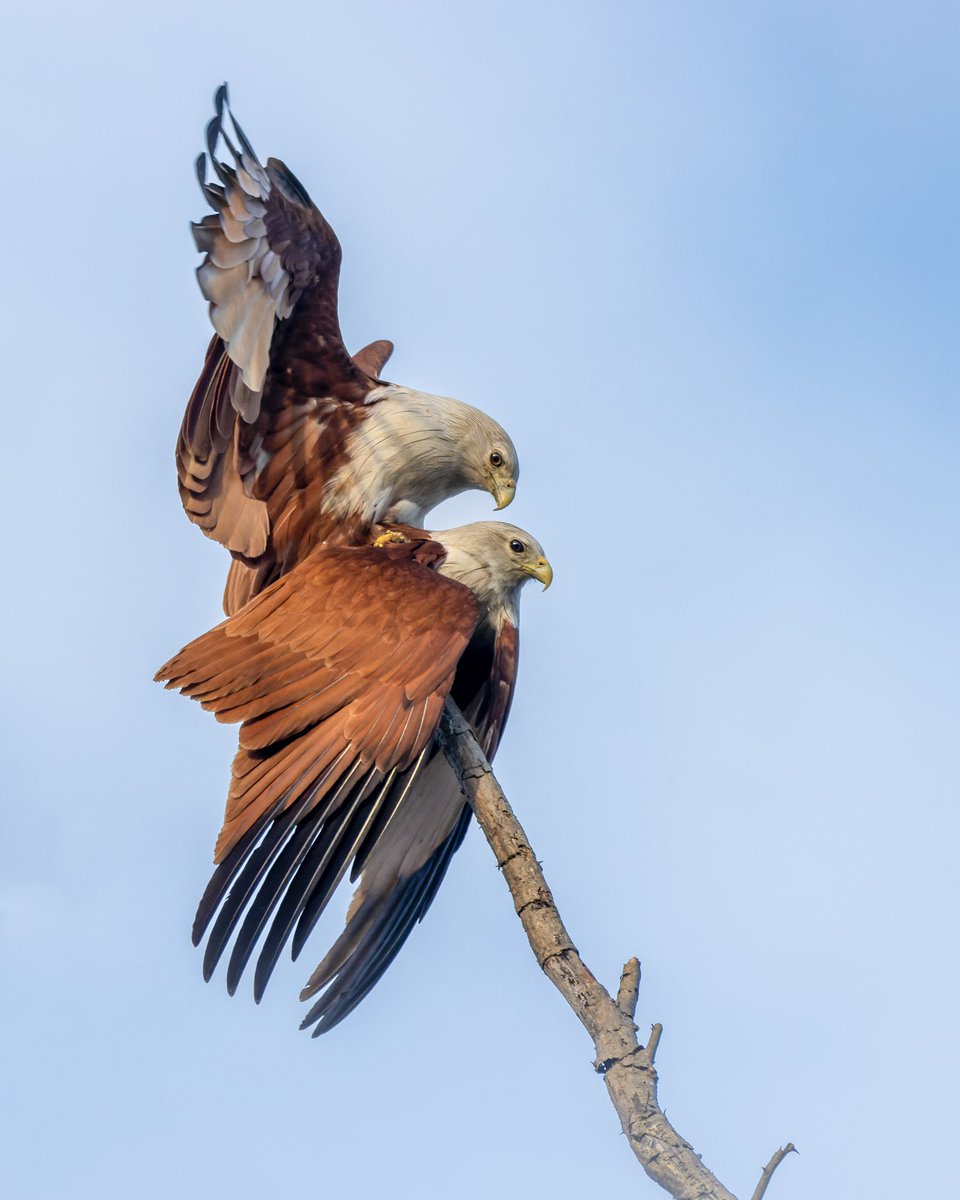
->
[156,538,479,1002]
[177,85,388,569]
[297,620,521,1034]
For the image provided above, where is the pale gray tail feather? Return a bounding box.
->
[298,752,470,1033]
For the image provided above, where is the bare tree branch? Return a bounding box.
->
[750,1144,798,1200]
[617,957,641,1020]
[438,701,794,1200]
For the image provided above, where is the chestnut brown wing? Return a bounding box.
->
[156,538,479,996]
[177,86,379,569]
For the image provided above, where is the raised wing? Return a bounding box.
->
[156,538,479,1004]
[178,85,386,568]
[193,84,350,395]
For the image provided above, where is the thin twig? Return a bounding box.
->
[750,1144,797,1200]
[642,1022,663,1067]
[617,957,641,1019]
[439,701,747,1200]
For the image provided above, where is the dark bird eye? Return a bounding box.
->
[509,539,525,554]
[489,451,503,467]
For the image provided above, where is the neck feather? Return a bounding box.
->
[325,389,473,524]
[436,543,521,627]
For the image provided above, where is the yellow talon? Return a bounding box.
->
[373,532,409,547]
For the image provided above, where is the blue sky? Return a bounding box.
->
[2,3,958,1197]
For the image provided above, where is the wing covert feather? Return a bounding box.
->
[156,540,478,863]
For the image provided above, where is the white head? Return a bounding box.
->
[326,386,519,526]
[432,521,552,620]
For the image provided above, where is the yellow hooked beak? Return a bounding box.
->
[492,478,516,511]
[525,555,553,590]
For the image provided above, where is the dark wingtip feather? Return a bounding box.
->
[247,806,333,1003]
[201,816,296,985]
[205,116,220,161]
[257,790,369,980]
[193,870,225,945]
[192,816,271,945]
[231,112,258,162]
[227,812,323,999]
[298,882,422,1033]
[298,802,472,1035]
[251,964,272,1005]
[266,158,313,209]
[205,119,232,188]
[212,82,255,166]
[218,122,241,166]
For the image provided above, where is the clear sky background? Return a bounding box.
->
[2,3,957,1198]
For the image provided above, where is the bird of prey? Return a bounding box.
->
[157,522,551,1034]
[180,85,519,614]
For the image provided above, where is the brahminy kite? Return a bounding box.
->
[157,522,551,1033]
[179,86,519,614]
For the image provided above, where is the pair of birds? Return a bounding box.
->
[158,87,552,1036]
